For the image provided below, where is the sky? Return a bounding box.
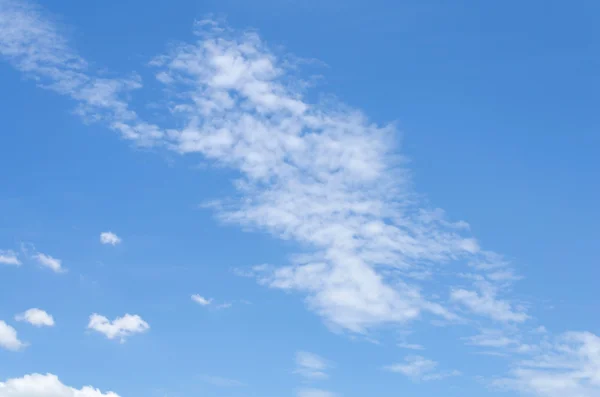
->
[0,0,599,397]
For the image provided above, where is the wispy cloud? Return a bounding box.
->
[384,356,460,381]
[15,308,55,327]
[100,232,121,245]
[0,0,162,145]
[199,375,244,387]
[33,253,64,273]
[191,294,212,306]
[1,4,597,396]
[0,250,20,266]
[87,313,149,342]
[297,389,336,397]
[496,332,600,397]
[0,320,26,351]
[294,351,330,380]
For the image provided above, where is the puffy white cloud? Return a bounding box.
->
[0,250,20,266]
[294,351,330,380]
[100,232,121,246]
[87,313,149,342]
[384,356,460,381]
[497,331,600,397]
[191,294,212,306]
[0,320,25,351]
[33,253,64,273]
[15,308,55,327]
[0,373,119,397]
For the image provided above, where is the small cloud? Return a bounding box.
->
[0,250,20,266]
[0,320,26,351]
[100,232,121,245]
[215,303,232,310]
[191,294,212,306]
[295,351,330,380]
[297,389,336,397]
[87,313,149,342]
[384,356,460,382]
[33,253,65,273]
[199,375,244,387]
[15,308,55,327]
[397,342,425,350]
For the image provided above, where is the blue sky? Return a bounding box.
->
[0,1,599,397]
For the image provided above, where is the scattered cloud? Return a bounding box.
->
[100,232,121,245]
[199,375,244,387]
[87,313,149,342]
[33,253,65,273]
[0,250,20,266]
[0,0,163,146]
[0,373,119,397]
[496,332,600,397]
[0,320,26,351]
[384,356,460,381]
[397,342,425,350]
[295,351,330,380]
[15,308,55,327]
[450,279,528,323]
[2,4,599,396]
[297,389,336,397]
[191,294,212,306]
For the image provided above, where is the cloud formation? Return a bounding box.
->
[384,356,460,382]
[497,332,600,397]
[15,308,55,327]
[0,250,20,266]
[0,320,25,351]
[33,253,64,273]
[0,373,119,397]
[295,351,330,380]
[100,232,121,246]
[87,313,149,342]
[191,294,211,306]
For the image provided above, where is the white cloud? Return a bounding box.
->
[384,356,460,381]
[0,1,529,336]
[199,375,244,387]
[191,294,212,306]
[451,279,528,323]
[0,373,119,397]
[100,232,121,245]
[87,313,149,342]
[0,0,162,146]
[0,320,26,351]
[33,253,64,273]
[295,351,330,380]
[297,389,336,397]
[15,308,55,327]
[0,250,20,266]
[397,342,425,350]
[497,331,600,397]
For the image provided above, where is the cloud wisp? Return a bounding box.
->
[0,250,20,266]
[295,351,330,380]
[384,356,460,382]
